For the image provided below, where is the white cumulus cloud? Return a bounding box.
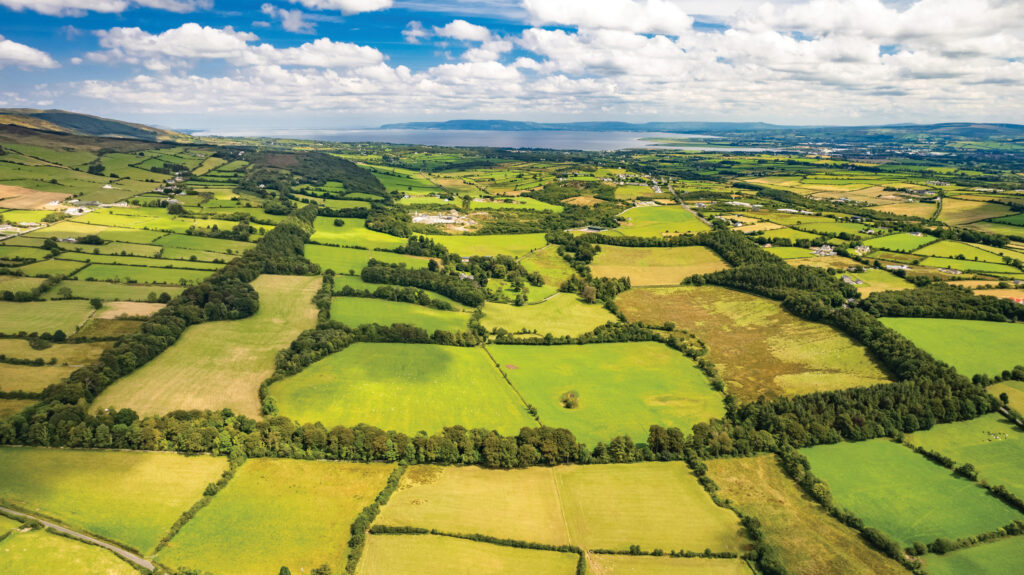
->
[0,35,60,69]
[523,0,694,35]
[287,0,393,14]
[0,0,210,16]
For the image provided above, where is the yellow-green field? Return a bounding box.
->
[480,293,617,337]
[159,459,394,575]
[707,455,906,575]
[0,447,227,554]
[607,206,709,237]
[94,275,321,417]
[587,555,754,575]
[0,300,96,335]
[590,245,729,286]
[357,534,580,575]
[0,528,137,575]
[617,286,892,402]
[0,364,77,393]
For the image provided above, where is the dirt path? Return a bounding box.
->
[0,506,155,571]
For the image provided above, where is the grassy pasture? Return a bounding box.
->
[311,217,407,250]
[801,440,1023,547]
[331,297,469,332]
[427,233,548,258]
[0,245,49,260]
[707,455,906,575]
[153,233,253,254]
[0,299,95,335]
[587,555,754,575]
[357,534,579,575]
[480,293,617,337]
[989,381,1024,408]
[923,536,1024,575]
[272,343,534,434]
[590,245,729,286]
[761,227,820,242]
[556,463,745,553]
[95,301,163,319]
[0,447,227,554]
[0,399,36,417]
[73,318,143,340]
[766,246,812,259]
[913,240,1006,262]
[74,263,213,285]
[880,318,1024,377]
[70,241,162,257]
[0,528,137,575]
[27,221,165,244]
[158,459,394,575]
[17,258,87,277]
[94,275,321,417]
[516,245,574,302]
[0,364,75,392]
[489,343,724,445]
[617,287,891,402]
[608,205,709,237]
[917,256,1019,274]
[157,246,232,262]
[46,279,184,301]
[864,233,936,252]
[58,252,223,270]
[376,465,571,546]
[870,201,938,218]
[907,413,1024,495]
[846,269,915,295]
[0,275,46,293]
[305,243,431,275]
[0,339,107,365]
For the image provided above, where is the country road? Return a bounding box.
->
[0,506,155,571]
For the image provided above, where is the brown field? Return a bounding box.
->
[938,198,1014,225]
[0,399,36,418]
[0,364,76,393]
[972,288,1024,301]
[590,246,730,286]
[94,301,165,319]
[707,455,906,575]
[869,202,937,219]
[0,185,70,209]
[786,256,861,270]
[587,555,754,575]
[72,318,144,340]
[616,286,892,401]
[563,195,603,206]
[0,339,109,365]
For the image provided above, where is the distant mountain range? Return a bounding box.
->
[381,119,1024,139]
[0,108,186,142]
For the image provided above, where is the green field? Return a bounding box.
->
[73,241,162,257]
[989,380,1024,408]
[517,245,575,301]
[846,268,915,295]
[73,263,214,285]
[590,245,729,286]
[918,256,1020,274]
[0,528,137,575]
[607,206,709,237]
[305,243,431,275]
[707,455,906,575]
[913,240,1006,262]
[618,286,892,402]
[310,217,407,250]
[0,338,108,365]
[271,343,535,434]
[58,252,223,270]
[480,293,617,337]
[0,447,227,554]
[556,462,745,552]
[880,318,1024,377]
[0,299,95,335]
[357,534,579,575]
[802,440,1023,547]
[73,318,143,340]
[907,413,1024,495]
[427,233,548,258]
[94,275,321,417]
[587,555,754,575]
[766,246,814,259]
[0,245,50,260]
[864,233,936,252]
[923,536,1024,575]
[489,343,725,445]
[46,279,183,301]
[153,233,253,254]
[331,297,469,332]
[17,258,86,277]
[0,364,76,392]
[376,465,570,546]
[158,459,394,575]
[0,274,46,293]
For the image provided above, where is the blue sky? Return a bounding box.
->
[0,0,1021,132]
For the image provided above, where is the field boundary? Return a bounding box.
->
[481,344,543,425]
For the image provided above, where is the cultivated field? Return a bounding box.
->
[331,297,469,332]
[617,286,892,401]
[590,245,729,286]
[880,318,1024,377]
[555,463,746,552]
[489,343,725,445]
[0,528,136,575]
[0,364,76,393]
[159,459,394,575]
[376,465,571,546]
[270,343,535,434]
[479,293,617,337]
[938,198,1014,225]
[0,447,227,554]
[707,455,906,575]
[357,534,580,575]
[923,536,1024,575]
[801,440,1023,547]
[93,275,321,417]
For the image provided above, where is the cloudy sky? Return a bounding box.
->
[0,0,1021,131]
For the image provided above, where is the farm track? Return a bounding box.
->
[0,505,155,571]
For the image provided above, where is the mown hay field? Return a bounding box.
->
[356,534,579,575]
[0,299,95,335]
[590,245,729,286]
